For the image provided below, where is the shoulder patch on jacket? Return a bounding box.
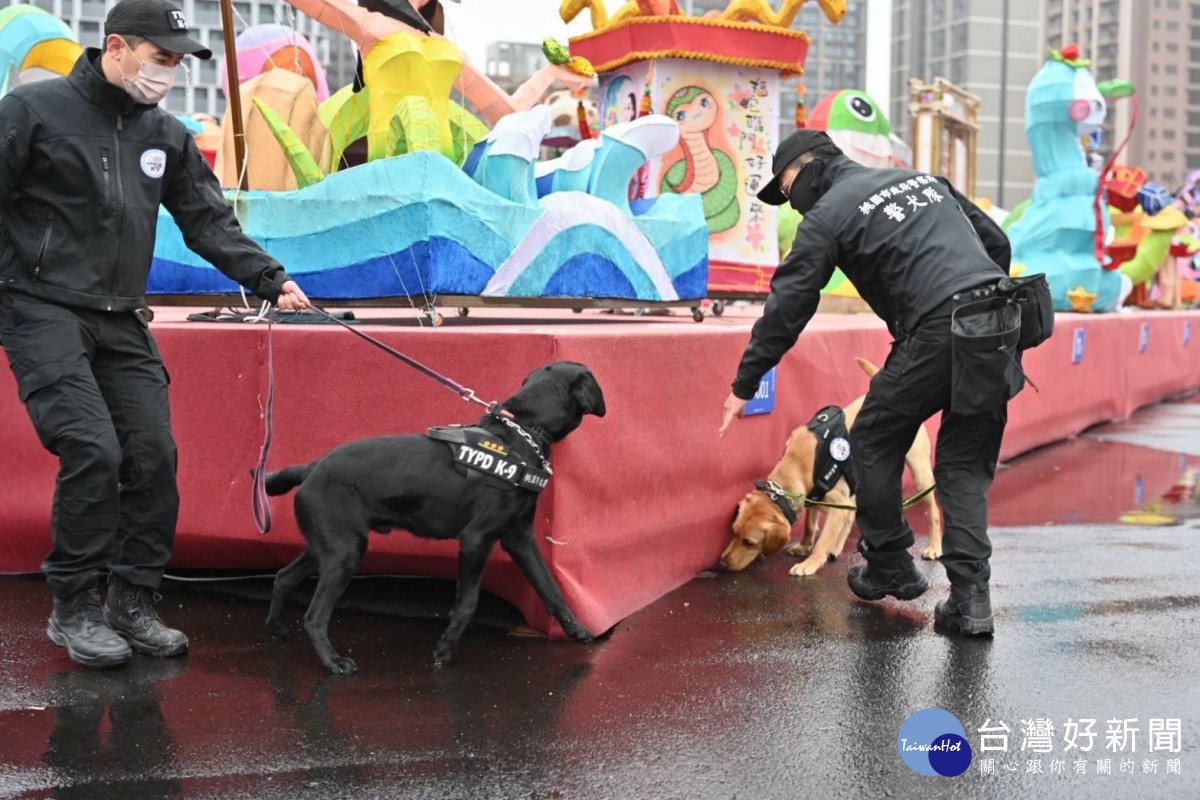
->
[140,149,166,179]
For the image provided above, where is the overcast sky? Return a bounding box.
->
[443,0,894,114]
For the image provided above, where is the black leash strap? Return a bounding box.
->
[307,306,491,405]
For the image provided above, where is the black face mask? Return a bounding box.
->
[788,159,826,214]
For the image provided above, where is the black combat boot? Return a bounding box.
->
[47,587,132,669]
[934,584,995,636]
[848,553,929,601]
[105,576,189,657]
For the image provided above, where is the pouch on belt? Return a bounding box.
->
[950,294,1024,415]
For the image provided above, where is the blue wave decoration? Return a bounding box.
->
[671,261,710,300]
[150,237,495,299]
[150,151,709,301]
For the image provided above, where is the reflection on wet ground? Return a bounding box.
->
[992,393,1199,528]
[1,395,1197,799]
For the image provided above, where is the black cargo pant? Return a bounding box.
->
[849,296,1007,590]
[0,287,178,600]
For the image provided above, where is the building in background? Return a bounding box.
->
[483,40,545,93]
[1048,0,1196,189]
[683,0,868,146]
[891,0,1042,207]
[8,0,357,117]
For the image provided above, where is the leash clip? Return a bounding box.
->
[460,388,499,413]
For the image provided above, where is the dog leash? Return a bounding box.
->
[307,306,497,409]
[250,305,515,534]
[764,481,938,513]
[251,310,276,533]
[306,307,551,467]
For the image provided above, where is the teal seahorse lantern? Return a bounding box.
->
[1006,44,1130,312]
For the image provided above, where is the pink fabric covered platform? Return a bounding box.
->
[2,306,1197,636]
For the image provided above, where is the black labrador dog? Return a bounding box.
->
[262,361,605,673]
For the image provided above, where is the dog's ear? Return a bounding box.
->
[571,369,606,418]
[761,522,790,557]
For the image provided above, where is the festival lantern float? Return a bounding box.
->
[0,4,82,93]
[0,7,225,168]
[209,25,332,191]
[1004,44,1136,313]
[564,0,848,299]
[778,87,904,312]
[212,24,332,191]
[1002,45,1198,313]
[1170,170,1200,307]
[1104,170,1191,309]
[147,0,712,319]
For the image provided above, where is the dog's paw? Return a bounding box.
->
[789,559,824,577]
[326,656,357,675]
[921,546,942,561]
[567,625,596,644]
[784,542,813,558]
[268,621,291,642]
[433,647,455,667]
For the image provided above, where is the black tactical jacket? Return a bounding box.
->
[733,156,1009,399]
[0,49,289,311]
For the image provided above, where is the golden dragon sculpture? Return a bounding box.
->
[560,0,845,29]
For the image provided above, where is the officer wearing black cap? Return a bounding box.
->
[0,0,310,669]
[718,130,1014,637]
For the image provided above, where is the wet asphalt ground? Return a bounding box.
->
[1,395,1198,799]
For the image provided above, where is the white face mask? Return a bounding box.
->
[117,41,176,105]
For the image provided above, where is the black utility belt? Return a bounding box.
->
[427,426,551,493]
[953,273,1054,351]
[952,282,999,306]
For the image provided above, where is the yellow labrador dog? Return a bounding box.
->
[720,358,941,576]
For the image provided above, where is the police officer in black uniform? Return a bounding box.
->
[0,0,311,668]
[719,130,1013,636]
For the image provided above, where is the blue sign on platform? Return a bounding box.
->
[744,367,777,416]
[1071,328,1086,364]
[1139,323,1150,353]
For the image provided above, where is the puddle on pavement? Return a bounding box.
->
[987,394,1200,528]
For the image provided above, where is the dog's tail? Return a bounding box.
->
[264,464,313,496]
[855,357,880,378]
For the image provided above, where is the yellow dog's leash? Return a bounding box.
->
[777,483,938,513]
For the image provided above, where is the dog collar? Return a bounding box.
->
[754,479,798,526]
[489,411,552,473]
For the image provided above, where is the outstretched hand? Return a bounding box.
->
[719,392,749,438]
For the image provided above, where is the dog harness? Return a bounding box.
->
[806,405,856,501]
[426,425,552,494]
[754,479,799,525]
[752,405,859,522]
